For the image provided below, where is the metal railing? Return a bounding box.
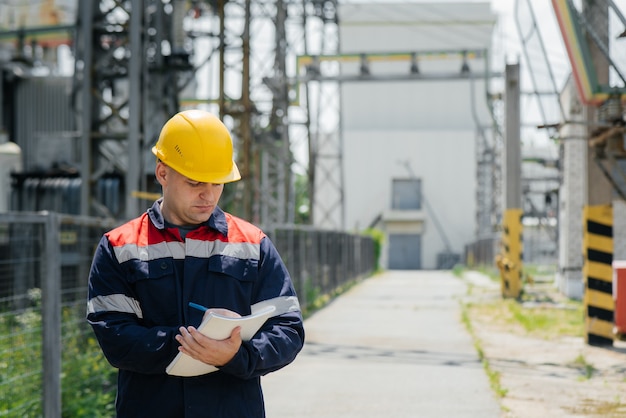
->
[0,212,119,418]
[0,211,375,417]
[268,226,375,304]
[465,222,558,271]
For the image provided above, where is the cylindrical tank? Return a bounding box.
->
[0,132,23,212]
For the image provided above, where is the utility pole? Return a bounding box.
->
[582,0,614,347]
[497,63,524,299]
[585,0,612,205]
[504,64,522,212]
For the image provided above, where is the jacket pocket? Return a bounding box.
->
[125,258,179,326]
[207,256,258,282]
[203,257,259,312]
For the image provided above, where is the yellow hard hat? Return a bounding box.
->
[152,109,241,183]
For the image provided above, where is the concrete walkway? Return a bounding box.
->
[262,270,500,417]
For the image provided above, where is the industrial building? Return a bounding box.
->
[3,0,626,415]
[0,0,625,325]
[338,2,495,269]
[0,1,556,271]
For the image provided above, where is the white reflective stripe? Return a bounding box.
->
[113,241,186,263]
[153,241,186,259]
[87,294,296,322]
[251,296,300,316]
[186,239,260,260]
[112,240,259,263]
[87,294,144,319]
[113,243,143,263]
[185,238,215,258]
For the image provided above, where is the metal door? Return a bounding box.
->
[388,233,421,269]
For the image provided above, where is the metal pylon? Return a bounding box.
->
[74,0,343,226]
[187,0,342,227]
[74,0,182,219]
[301,0,343,229]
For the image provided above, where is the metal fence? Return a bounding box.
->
[268,226,375,302]
[464,235,499,268]
[0,211,376,417]
[465,222,558,270]
[0,212,119,418]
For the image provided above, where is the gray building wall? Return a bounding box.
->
[337,2,495,269]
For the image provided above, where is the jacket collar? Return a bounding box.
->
[147,198,228,237]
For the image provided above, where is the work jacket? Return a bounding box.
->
[87,200,305,417]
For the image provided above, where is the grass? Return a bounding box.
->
[570,354,595,380]
[459,265,585,402]
[462,265,584,339]
[508,299,584,338]
[465,293,584,341]
[460,266,626,416]
[461,304,508,399]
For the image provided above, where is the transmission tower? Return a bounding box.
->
[202,0,341,227]
[74,0,185,219]
[74,0,342,227]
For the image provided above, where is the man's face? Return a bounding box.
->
[155,162,224,226]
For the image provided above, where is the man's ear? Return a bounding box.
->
[155,162,167,185]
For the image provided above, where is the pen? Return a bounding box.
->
[189,302,208,312]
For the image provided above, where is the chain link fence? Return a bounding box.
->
[0,212,375,417]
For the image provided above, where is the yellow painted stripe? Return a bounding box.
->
[503,243,522,254]
[297,50,484,67]
[583,261,613,280]
[584,204,613,224]
[582,203,614,344]
[131,191,162,201]
[503,208,523,220]
[583,234,613,254]
[584,289,615,310]
[585,317,614,338]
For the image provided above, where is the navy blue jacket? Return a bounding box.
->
[87,200,304,417]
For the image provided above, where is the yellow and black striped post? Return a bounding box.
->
[582,204,614,346]
[497,208,523,299]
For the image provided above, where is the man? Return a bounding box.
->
[87,109,305,417]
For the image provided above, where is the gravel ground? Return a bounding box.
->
[464,271,626,418]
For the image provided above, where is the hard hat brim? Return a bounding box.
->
[152,146,242,184]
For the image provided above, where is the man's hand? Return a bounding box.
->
[175,308,243,367]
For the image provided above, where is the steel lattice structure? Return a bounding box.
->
[73,0,342,227]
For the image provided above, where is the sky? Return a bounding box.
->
[491,0,570,147]
[491,0,569,77]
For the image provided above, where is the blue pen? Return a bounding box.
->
[189,302,208,312]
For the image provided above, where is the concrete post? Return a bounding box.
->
[497,63,524,298]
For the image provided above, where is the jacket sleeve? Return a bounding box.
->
[86,235,179,374]
[218,236,305,379]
